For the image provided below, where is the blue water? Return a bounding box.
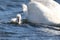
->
[0,0,60,40]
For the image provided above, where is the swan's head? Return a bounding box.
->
[22,4,28,11]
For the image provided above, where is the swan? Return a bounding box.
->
[10,14,22,24]
[27,0,60,25]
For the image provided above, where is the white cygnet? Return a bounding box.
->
[10,14,22,24]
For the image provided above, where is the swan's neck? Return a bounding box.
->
[22,4,28,19]
[17,16,21,24]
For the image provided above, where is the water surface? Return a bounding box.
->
[0,0,60,40]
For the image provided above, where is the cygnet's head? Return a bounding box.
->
[17,14,21,19]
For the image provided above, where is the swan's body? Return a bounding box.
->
[27,0,60,25]
[10,14,22,24]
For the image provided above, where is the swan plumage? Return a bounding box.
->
[27,0,60,25]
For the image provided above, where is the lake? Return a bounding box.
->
[0,0,60,40]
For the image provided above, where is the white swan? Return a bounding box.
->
[10,14,22,24]
[27,0,60,25]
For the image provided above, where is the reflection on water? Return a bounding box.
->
[0,0,60,40]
